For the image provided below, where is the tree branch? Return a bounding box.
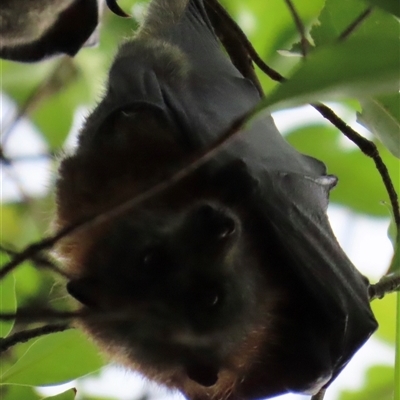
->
[205,0,285,83]
[338,7,373,42]
[369,273,400,301]
[283,0,309,57]
[311,389,326,400]
[204,0,264,96]
[0,309,85,322]
[0,323,70,354]
[0,244,71,279]
[311,103,400,228]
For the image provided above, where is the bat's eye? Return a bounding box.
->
[191,285,224,313]
[218,221,235,238]
[199,290,220,309]
[120,109,138,119]
[194,204,236,240]
[142,252,155,265]
[140,249,170,275]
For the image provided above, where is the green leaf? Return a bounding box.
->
[363,0,400,18]
[0,272,16,338]
[0,386,76,400]
[352,8,400,42]
[32,73,89,150]
[311,0,366,46]
[224,0,325,93]
[1,330,105,386]
[371,293,397,343]
[395,291,400,399]
[262,36,399,111]
[44,389,76,400]
[227,0,325,57]
[82,397,116,400]
[339,365,394,400]
[358,93,400,159]
[285,125,399,216]
[0,384,41,400]
[0,205,21,244]
[0,59,57,105]
[311,1,399,46]
[13,263,42,307]
[388,232,400,274]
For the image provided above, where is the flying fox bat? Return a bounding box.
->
[54,0,378,399]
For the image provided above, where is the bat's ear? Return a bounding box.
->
[66,277,100,308]
[0,0,100,62]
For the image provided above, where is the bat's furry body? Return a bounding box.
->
[54,1,377,399]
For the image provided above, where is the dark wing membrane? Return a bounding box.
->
[251,171,377,389]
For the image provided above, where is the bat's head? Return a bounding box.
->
[66,200,279,388]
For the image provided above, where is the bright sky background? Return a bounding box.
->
[0,93,395,400]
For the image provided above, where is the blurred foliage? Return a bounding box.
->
[371,292,397,345]
[0,386,76,400]
[0,0,399,399]
[2,330,104,386]
[0,272,16,338]
[339,365,394,400]
[286,125,399,216]
[358,92,400,159]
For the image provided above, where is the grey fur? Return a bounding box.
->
[0,0,75,46]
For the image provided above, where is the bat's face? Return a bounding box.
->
[65,201,280,387]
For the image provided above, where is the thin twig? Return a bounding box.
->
[338,7,373,41]
[204,0,263,96]
[205,0,285,83]
[311,389,326,400]
[0,323,70,354]
[0,306,169,324]
[0,243,71,279]
[0,221,83,280]
[0,309,86,322]
[0,308,126,324]
[283,0,309,57]
[312,103,400,227]
[369,273,400,301]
